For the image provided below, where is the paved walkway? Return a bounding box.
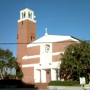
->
[0,88,64,90]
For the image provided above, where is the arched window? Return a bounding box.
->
[28,12,30,18]
[24,12,26,18]
[28,12,32,19]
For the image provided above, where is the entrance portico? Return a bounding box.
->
[34,66,60,83]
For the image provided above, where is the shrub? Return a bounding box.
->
[48,81,80,86]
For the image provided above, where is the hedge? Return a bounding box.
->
[48,81,80,86]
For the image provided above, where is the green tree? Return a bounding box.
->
[0,48,23,80]
[60,41,90,82]
[16,63,23,80]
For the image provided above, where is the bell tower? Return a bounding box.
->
[17,8,36,64]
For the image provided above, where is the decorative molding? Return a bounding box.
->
[22,61,61,68]
[22,52,64,60]
[18,18,36,23]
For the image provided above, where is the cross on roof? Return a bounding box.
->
[45,28,48,36]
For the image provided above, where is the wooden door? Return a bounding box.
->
[46,69,51,83]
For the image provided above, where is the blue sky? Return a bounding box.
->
[0,0,90,57]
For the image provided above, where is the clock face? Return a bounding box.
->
[45,44,50,53]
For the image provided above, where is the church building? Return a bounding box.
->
[17,8,79,84]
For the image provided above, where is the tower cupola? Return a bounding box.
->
[18,8,36,22]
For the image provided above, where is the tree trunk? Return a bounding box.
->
[0,73,3,79]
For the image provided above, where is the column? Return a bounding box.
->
[26,9,28,18]
[34,69,40,83]
[51,68,56,81]
[41,69,46,83]
[32,12,34,20]
[20,12,22,19]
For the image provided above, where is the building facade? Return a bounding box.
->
[17,8,79,84]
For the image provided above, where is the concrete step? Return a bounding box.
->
[35,83,48,89]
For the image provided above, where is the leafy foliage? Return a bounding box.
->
[16,63,23,80]
[0,48,23,80]
[48,81,79,86]
[60,41,90,82]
